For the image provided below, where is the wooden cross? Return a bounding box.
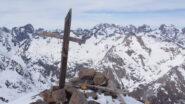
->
[37,9,86,88]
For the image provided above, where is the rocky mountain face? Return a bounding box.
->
[0,23,185,104]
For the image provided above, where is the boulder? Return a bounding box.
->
[70,77,94,85]
[40,90,55,103]
[70,77,84,85]
[93,72,107,86]
[69,90,88,104]
[64,85,78,100]
[144,99,151,104]
[78,69,96,80]
[50,86,60,92]
[85,92,97,99]
[64,85,77,94]
[52,89,68,104]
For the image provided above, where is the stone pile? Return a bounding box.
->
[30,68,116,104]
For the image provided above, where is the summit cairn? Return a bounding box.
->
[31,69,127,104]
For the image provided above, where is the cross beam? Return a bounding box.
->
[37,31,86,44]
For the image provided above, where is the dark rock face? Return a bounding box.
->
[72,29,92,40]
[10,24,34,56]
[159,24,166,33]
[130,66,185,104]
[124,25,137,33]
[37,60,59,78]
[23,24,34,33]
[0,97,8,103]
[182,28,185,34]
[2,27,10,33]
[12,27,30,42]
[137,24,151,33]
[159,24,179,40]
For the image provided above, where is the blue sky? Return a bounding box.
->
[0,0,185,29]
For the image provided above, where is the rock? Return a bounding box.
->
[104,91,117,99]
[107,80,114,88]
[0,97,8,103]
[144,99,151,104]
[30,99,48,104]
[70,77,84,85]
[70,77,93,85]
[69,90,88,104]
[93,72,107,86]
[70,77,80,82]
[23,24,34,33]
[78,69,95,80]
[40,90,55,103]
[182,28,185,34]
[111,93,118,99]
[102,72,109,80]
[52,89,68,104]
[50,86,60,91]
[85,92,97,99]
[88,100,100,104]
[64,85,77,94]
[64,85,78,100]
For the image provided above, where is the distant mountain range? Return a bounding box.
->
[0,23,185,104]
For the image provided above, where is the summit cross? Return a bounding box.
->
[37,9,86,88]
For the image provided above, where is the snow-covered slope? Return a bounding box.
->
[0,23,185,104]
[6,91,142,104]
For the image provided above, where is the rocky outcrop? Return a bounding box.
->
[130,65,185,104]
[31,69,119,104]
[30,69,119,104]
[39,86,86,104]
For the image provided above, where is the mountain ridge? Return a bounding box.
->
[0,23,185,104]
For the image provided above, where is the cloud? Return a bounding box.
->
[0,0,185,29]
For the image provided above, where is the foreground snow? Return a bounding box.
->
[6,92,142,104]
[88,93,143,104]
[6,92,42,104]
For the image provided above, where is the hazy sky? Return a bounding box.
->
[0,0,185,29]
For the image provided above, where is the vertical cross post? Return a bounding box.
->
[59,9,72,88]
